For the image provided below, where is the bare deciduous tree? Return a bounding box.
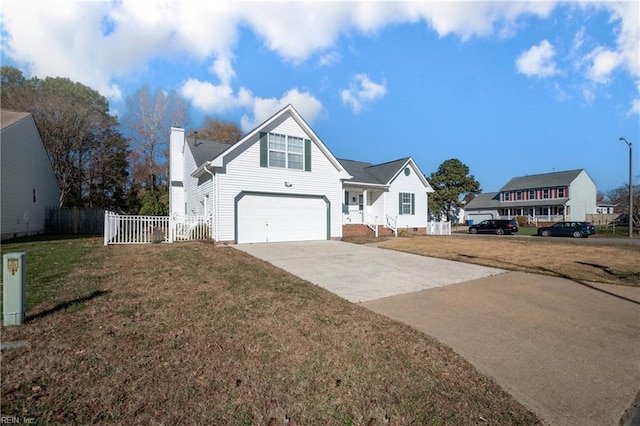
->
[188,117,242,144]
[122,85,190,214]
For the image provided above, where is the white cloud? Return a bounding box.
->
[340,74,387,113]
[516,40,560,78]
[630,80,640,116]
[0,0,560,99]
[319,51,342,67]
[210,57,236,86]
[586,47,623,84]
[580,2,638,87]
[240,89,323,133]
[404,1,556,41]
[180,79,252,114]
[1,1,637,116]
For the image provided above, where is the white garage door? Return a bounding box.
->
[237,194,328,243]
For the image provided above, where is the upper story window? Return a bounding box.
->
[261,132,310,171]
[504,192,510,201]
[516,191,522,200]
[268,133,304,170]
[529,190,535,199]
[558,187,565,198]
[543,189,549,199]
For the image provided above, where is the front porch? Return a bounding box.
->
[342,210,398,237]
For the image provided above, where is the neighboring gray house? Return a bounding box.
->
[465,169,597,223]
[169,104,433,243]
[1,110,61,240]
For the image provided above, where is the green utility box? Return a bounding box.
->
[3,252,26,326]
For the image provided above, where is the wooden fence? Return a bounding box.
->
[103,212,210,245]
[46,207,105,235]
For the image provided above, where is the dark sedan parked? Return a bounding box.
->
[579,221,596,235]
[469,219,519,235]
[537,222,591,238]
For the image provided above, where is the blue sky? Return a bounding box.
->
[1,1,638,194]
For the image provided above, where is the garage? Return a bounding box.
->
[236,193,328,244]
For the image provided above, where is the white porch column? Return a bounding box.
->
[363,189,368,217]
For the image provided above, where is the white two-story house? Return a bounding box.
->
[169,105,433,243]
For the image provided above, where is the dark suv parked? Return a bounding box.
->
[469,219,519,235]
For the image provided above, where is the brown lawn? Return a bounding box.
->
[366,235,640,287]
[1,238,540,425]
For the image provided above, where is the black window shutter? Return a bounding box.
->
[398,193,403,215]
[411,193,415,215]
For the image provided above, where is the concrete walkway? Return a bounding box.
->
[235,240,640,426]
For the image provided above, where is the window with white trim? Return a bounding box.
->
[558,187,565,197]
[268,133,304,170]
[400,192,413,215]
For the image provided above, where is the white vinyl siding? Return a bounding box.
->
[216,114,343,242]
[386,163,428,229]
[1,114,60,240]
[183,144,212,217]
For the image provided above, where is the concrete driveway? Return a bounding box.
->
[235,240,640,426]
[235,240,504,302]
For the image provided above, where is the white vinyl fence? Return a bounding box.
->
[104,211,211,245]
[427,221,451,235]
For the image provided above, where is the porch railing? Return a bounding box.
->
[385,215,398,237]
[365,213,378,237]
[343,210,363,224]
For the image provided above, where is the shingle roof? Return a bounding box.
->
[0,110,30,130]
[499,169,584,191]
[186,136,233,168]
[465,192,500,209]
[338,157,410,185]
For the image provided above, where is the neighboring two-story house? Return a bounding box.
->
[169,104,433,244]
[1,110,61,240]
[464,169,597,223]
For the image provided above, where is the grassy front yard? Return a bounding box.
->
[369,235,640,286]
[1,236,539,425]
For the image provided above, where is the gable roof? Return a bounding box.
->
[465,192,500,209]
[500,169,585,191]
[338,158,407,186]
[185,136,231,169]
[1,110,31,131]
[339,157,433,191]
[202,104,350,179]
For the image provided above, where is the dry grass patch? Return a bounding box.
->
[368,235,640,286]
[2,238,539,425]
